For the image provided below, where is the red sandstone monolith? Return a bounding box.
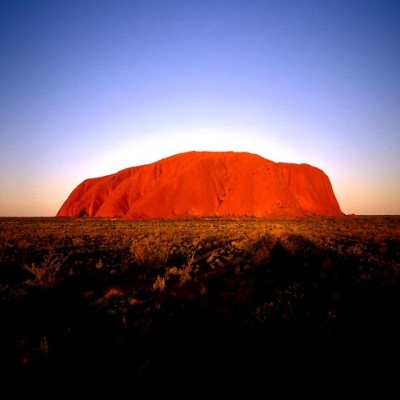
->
[57,151,343,219]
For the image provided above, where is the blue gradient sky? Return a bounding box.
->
[1,0,399,216]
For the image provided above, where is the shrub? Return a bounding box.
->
[130,236,170,266]
[153,275,166,291]
[23,251,70,288]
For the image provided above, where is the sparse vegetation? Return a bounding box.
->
[23,250,70,288]
[0,216,400,399]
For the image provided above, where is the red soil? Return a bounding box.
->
[57,151,343,219]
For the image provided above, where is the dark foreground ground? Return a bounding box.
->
[0,216,400,399]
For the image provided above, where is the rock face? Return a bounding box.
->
[57,151,343,219]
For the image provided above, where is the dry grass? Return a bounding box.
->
[23,251,70,288]
[0,215,400,399]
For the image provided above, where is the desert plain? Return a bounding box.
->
[1,215,400,399]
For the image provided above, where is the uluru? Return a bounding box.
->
[57,151,343,219]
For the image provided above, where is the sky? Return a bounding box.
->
[1,0,399,216]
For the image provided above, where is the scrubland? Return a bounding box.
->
[1,216,400,399]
